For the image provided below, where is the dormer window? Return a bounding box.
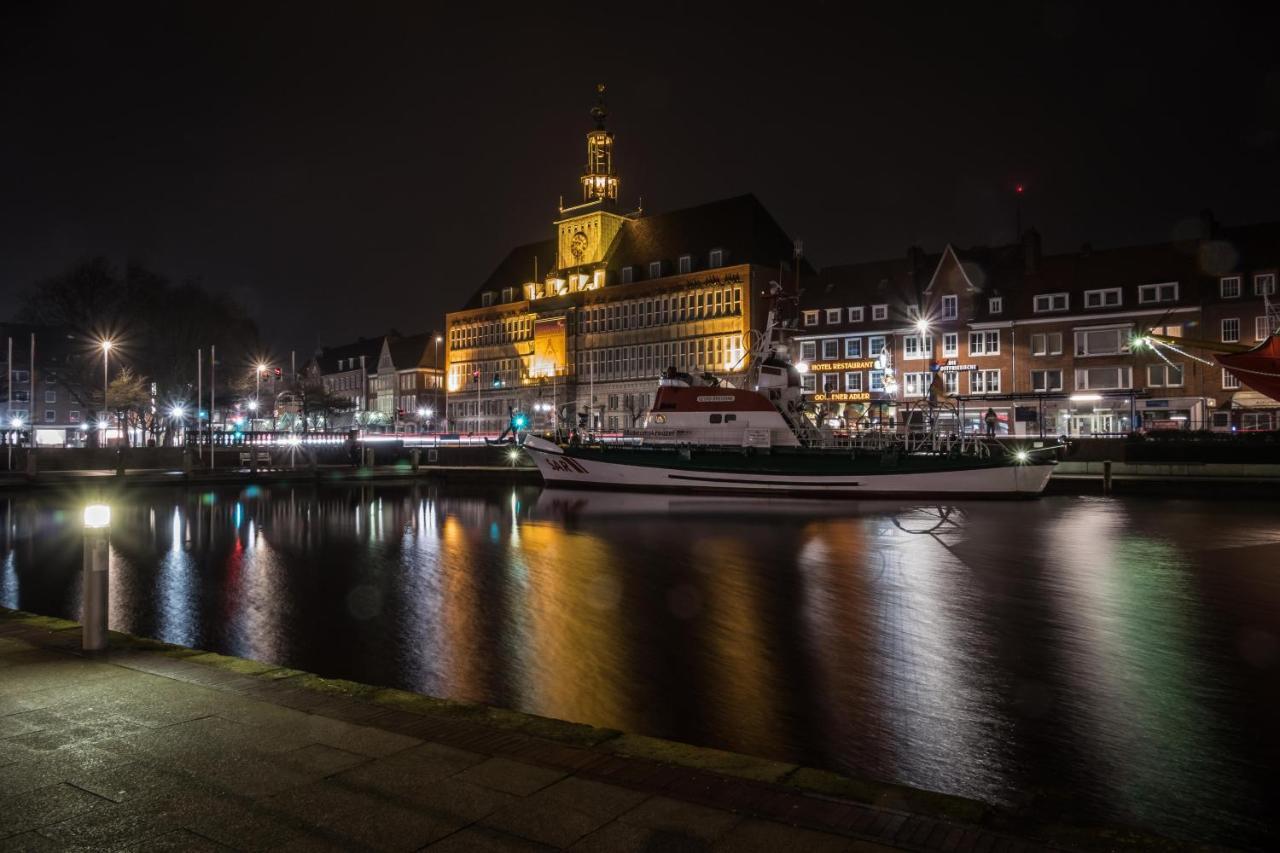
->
[1033,292,1068,312]
[988,296,1003,314]
[709,248,723,268]
[481,292,495,307]
[620,266,634,284]
[825,308,841,324]
[648,261,662,278]
[802,310,819,327]
[593,269,605,289]
[678,255,692,274]
[871,304,888,321]
[941,295,958,319]
[501,287,515,303]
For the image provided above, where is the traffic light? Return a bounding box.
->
[472,370,480,383]
[273,367,282,378]
[512,413,527,429]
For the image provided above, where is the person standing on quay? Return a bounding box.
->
[984,407,998,438]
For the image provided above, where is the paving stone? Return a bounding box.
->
[452,756,568,796]
[570,820,714,852]
[0,713,47,739]
[279,742,371,776]
[119,827,235,851]
[218,699,423,757]
[176,793,311,852]
[426,826,560,852]
[262,778,464,851]
[33,798,183,851]
[0,743,137,798]
[334,761,516,823]
[0,781,109,838]
[710,818,859,852]
[0,831,66,852]
[161,746,321,798]
[65,759,193,804]
[482,775,649,848]
[616,795,741,841]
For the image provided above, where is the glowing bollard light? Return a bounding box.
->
[82,504,111,651]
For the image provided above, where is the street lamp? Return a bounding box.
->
[435,335,444,430]
[99,339,114,440]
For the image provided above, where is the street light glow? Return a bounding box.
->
[247,400,258,412]
[100,339,114,352]
[97,419,109,430]
[170,405,185,419]
[10,416,23,428]
[83,504,111,529]
[915,318,929,334]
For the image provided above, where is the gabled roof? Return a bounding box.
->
[385,332,441,371]
[607,194,809,276]
[458,194,809,311]
[314,336,388,375]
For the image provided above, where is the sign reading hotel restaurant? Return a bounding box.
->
[813,391,871,403]
[810,359,876,372]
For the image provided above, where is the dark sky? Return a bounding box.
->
[2,2,1278,354]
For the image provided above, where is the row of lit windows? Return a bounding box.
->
[450,317,534,350]
[805,364,1244,396]
[581,286,743,334]
[576,335,744,382]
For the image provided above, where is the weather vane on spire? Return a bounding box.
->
[590,83,607,130]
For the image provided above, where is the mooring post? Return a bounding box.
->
[411,448,420,473]
[1103,459,1113,495]
[82,504,111,652]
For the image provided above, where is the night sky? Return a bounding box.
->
[2,2,1277,353]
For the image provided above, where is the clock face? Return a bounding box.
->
[570,230,588,259]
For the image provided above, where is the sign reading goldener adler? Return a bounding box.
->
[813,391,871,402]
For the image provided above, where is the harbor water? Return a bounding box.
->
[2,484,1276,847]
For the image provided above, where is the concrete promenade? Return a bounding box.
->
[0,610,1178,852]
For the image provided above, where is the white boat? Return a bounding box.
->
[522,285,1059,498]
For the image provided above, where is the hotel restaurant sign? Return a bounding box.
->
[810,358,876,402]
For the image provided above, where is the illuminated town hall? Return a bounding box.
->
[444,86,804,433]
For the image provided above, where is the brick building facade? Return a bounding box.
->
[794,217,1280,436]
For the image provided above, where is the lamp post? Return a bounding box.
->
[82,504,111,651]
[435,335,444,432]
[100,339,113,445]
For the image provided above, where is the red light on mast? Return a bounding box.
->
[1015,184,1025,194]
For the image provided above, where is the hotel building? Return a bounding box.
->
[444,88,806,433]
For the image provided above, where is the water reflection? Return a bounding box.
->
[1,487,1276,847]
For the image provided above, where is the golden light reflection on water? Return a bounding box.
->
[515,521,637,730]
[696,535,790,754]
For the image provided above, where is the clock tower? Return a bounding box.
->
[555,84,633,273]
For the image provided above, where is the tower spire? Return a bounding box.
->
[581,83,618,204]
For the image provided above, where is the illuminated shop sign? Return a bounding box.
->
[813,392,871,402]
[810,359,876,372]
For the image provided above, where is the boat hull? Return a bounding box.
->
[522,437,1056,498]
